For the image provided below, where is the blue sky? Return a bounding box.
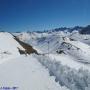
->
[0,0,90,32]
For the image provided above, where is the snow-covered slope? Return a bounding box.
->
[59,40,90,63]
[35,54,90,90]
[0,32,69,90]
[0,31,90,90]
[0,55,69,90]
[69,31,90,45]
[0,32,25,63]
[15,31,90,88]
[19,32,90,64]
[16,31,90,64]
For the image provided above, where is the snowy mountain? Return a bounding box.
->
[52,26,83,32]
[0,32,69,90]
[15,28,90,90]
[0,27,90,90]
[80,25,90,34]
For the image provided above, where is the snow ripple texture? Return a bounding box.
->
[35,55,90,90]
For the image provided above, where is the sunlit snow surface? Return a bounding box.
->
[0,32,25,63]
[15,31,90,90]
[0,55,68,90]
[0,32,68,90]
[0,31,90,90]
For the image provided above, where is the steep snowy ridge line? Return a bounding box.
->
[0,32,25,52]
[0,32,25,63]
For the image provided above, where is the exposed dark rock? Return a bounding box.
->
[80,25,90,34]
[13,35,39,55]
